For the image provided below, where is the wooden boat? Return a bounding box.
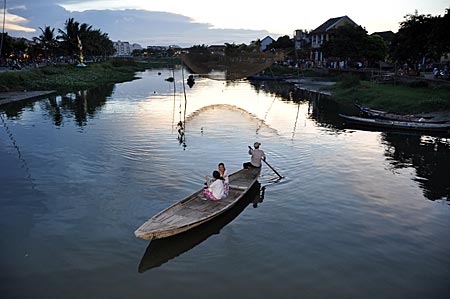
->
[138,182,263,272]
[354,103,448,124]
[135,167,261,240]
[339,114,450,133]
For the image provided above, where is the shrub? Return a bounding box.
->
[407,80,428,88]
[340,74,360,88]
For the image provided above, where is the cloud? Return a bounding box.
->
[4,2,274,47]
[4,13,36,32]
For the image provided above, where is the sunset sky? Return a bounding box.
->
[59,0,449,33]
[3,0,449,46]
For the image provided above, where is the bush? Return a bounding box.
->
[407,80,429,88]
[340,74,360,88]
[110,59,137,67]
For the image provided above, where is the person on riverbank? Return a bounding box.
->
[243,142,266,169]
[203,170,225,201]
[218,162,229,196]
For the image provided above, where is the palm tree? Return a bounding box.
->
[58,18,80,57]
[58,18,115,60]
[38,26,57,58]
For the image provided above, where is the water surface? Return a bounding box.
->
[1,68,449,299]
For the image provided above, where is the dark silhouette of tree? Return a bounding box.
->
[57,18,114,58]
[57,18,81,56]
[390,8,450,64]
[365,34,388,63]
[269,35,294,50]
[37,26,58,58]
[321,24,368,61]
[321,24,388,66]
[0,32,14,57]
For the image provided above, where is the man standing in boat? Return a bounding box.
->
[243,142,266,169]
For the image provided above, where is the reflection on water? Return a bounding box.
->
[255,79,450,202]
[139,182,264,272]
[1,84,114,128]
[381,133,450,201]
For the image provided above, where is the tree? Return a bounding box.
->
[390,8,450,64]
[269,35,294,50]
[58,18,81,56]
[391,11,434,64]
[364,34,388,63]
[0,33,14,58]
[428,8,450,61]
[38,26,58,58]
[57,18,114,59]
[321,24,367,61]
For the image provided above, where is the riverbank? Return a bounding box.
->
[0,58,179,94]
[325,78,450,114]
[0,90,56,105]
[265,66,450,114]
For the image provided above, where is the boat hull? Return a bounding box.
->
[339,114,450,133]
[354,103,448,124]
[135,167,261,240]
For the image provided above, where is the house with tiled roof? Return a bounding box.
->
[310,15,357,49]
[294,16,357,62]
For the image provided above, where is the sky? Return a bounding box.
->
[2,0,449,47]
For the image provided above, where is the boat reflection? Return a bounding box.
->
[138,182,264,273]
[381,132,450,202]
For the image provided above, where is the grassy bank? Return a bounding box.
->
[0,58,179,92]
[325,76,450,113]
[267,65,450,113]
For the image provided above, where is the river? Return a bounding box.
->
[1,67,449,299]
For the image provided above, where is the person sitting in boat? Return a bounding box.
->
[203,170,225,201]
[243,142,266,169]
[218,162,229,197]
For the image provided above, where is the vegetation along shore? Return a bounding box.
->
[0,58,179,94]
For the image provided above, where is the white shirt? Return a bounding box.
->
[209,179,225,199]
[220,169,229,184]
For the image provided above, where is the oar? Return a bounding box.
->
[248,146,283,179]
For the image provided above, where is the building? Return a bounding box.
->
[310,16,357,49]
[131,43,143,52]
[294,30,309,50]
[260,36,275,51]
[294,16,358,62]
[113,41,131,56]
[113,41,143,56]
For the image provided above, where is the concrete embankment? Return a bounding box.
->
[0,91,56,106]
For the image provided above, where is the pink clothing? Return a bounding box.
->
[203,188,218,201]
[203,179,224,200]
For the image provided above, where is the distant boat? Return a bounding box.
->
[339,114,450,133]
[134,167,261,240]
[354,103,448,124]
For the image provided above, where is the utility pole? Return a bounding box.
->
[0,0,6,60]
